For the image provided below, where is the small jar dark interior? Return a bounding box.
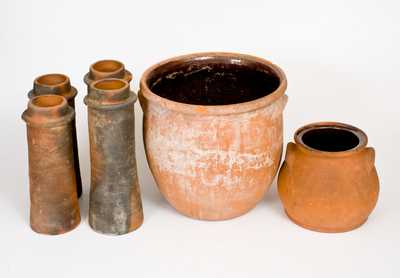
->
[147,56,281,105]
[301,128,360,152]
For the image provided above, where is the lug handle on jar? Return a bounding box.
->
[277,94,288,113]
[283,142,297,169]
[363,147,376,170]
[278,142,296,188]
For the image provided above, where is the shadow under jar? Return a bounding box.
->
[139,52,288,220]
[278,122,379,233]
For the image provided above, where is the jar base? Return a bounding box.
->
[285,210,368,233]
[168,200,261,221]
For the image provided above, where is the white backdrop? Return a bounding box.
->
[1,0,399,277]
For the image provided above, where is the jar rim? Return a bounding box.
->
[139,52,287,116]
[294,122,368,156]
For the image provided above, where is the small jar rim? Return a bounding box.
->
[294,122,368,156]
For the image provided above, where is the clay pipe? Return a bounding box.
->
[84,78,143,235]
[22,95,81,235]
[28,74,82,198]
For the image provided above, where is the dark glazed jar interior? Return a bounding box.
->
[147,56,281,105]
[301,128,360,152]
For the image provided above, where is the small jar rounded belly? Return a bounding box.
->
[278,122,379,233]
[279,158,379,232]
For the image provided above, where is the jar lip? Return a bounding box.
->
[139,52,287,116]
[294,122,368,156]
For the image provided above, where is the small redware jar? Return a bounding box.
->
[278,122,379,233]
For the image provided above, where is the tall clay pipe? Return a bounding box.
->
[28,74,82,198]
[84,78,143,235]
[22,95,81,234]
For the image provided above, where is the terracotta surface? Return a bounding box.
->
[28,73,82,198]
[84,78,143,235]
[278,122,379,233]
[139,52,288,220]
[84,59,132,86]
[22,95,81,235]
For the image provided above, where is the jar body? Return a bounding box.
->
[278,142,379,232]
[142,95,287,220]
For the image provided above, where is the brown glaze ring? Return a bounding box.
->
[139,52,288,220]
[28,74,82,198]
[84,60,132,86]
[278,122,379,233]
[84,78,143,235]
[22,95,81,235]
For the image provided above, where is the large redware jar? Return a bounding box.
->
[139,52,288,220]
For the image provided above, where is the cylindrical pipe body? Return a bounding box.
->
[22,95,81,234]
[85,78,143,235]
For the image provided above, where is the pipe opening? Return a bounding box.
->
[36,74,67,86]
[301,128,360,152]
[32,95,64,107]
[94,79,126,90]
[147,56,281,105]
[92,60,123,73]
